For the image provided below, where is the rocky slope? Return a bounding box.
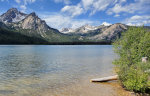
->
[61,25,100,35]
[0,8,63,40]
[0,8,27,24]
[14,12,58,38]
[61,23,128,41]
[89,23,128,41]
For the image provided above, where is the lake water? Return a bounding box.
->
[0,45,120,96]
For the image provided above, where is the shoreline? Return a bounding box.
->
[0,41,112,45]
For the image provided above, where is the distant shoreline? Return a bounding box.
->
[0,41,112,45]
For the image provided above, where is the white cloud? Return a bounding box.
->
[114,14,120,17]
[61,0,150,18]
[14,0,36,12]
[20,5,27,12]
[123,15,150,26]
[61,4,84,17]
[23,0,36,5]
[15,0,36,4]
[54,0,70,4]
[90,0,112,15]
[40,14,100,30]
[107,0,150,16]
[81,0,94,10]
[60,0,122,17]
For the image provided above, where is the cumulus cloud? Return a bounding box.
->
[61,0,115,17]
[23,0,36,4]
[14,0,36,12]
[15,0,36,4]
[20,5,27,12]
[107,0,150,16]
[40,14,100,30]
[123,15,150,26]
[61,0,150,18]
[61,4,84,17]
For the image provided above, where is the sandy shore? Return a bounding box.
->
[40,77,132,96]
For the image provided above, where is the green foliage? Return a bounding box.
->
[0,27,49,44]
[122,62,150,92]
[113,26,150,93]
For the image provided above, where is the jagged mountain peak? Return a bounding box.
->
[7,8,18,12]
[60,28,75,33]
[110,23,127,30]
[61,24,99,34]
[0,8,27,24]
[101,22,112,26]
[28,12,37,17]
[90,23,128,41]
[16,11,56,37]
[19,11,49,30]
[0,8,60,38]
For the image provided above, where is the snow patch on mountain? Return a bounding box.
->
[0,8,27,24]
[60,24,99,34]
[101,22,112,26]
[12,14,26,22]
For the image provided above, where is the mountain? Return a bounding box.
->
[61,25,98,34]
[89,23,128,41]
[0,8,27,24]
[60,25,104,37]
[13,12,60,38]
[0,8,77,44]
[101,22,112,26]
[0,8,60,38]
[0,25,49,44]
[60,28,75,33]
[0,8,148,45]
[60,23,128,41]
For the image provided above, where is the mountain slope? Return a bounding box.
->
[89,23,128,41]
[61,23,128,41]
[61,25,101,36]
[0,8,78,44]
[0,26,49,44]
[0,8,27,24]
[13,12,60,38]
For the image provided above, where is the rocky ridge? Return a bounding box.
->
[0,8,27,24]
[60,23,128,41]
[0,8,59,38]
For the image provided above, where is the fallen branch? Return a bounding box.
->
[90,75,118,82]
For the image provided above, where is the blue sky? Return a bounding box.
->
[0,0,150,29]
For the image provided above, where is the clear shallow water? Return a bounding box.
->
[0,45,117,96]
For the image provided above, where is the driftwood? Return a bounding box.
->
[90,75,118,82]
[91,57,149,82]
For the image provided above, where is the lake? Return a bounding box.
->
[0,45,122,96]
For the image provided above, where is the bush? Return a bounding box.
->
[113,26,150,93]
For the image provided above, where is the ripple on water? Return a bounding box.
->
[0,45,121,96]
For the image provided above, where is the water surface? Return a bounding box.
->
[0,45,120,96]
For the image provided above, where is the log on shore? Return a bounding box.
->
[90,75,118,82]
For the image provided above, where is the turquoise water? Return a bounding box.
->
[0,45,116,96]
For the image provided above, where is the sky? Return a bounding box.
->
[0,0,150,30]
